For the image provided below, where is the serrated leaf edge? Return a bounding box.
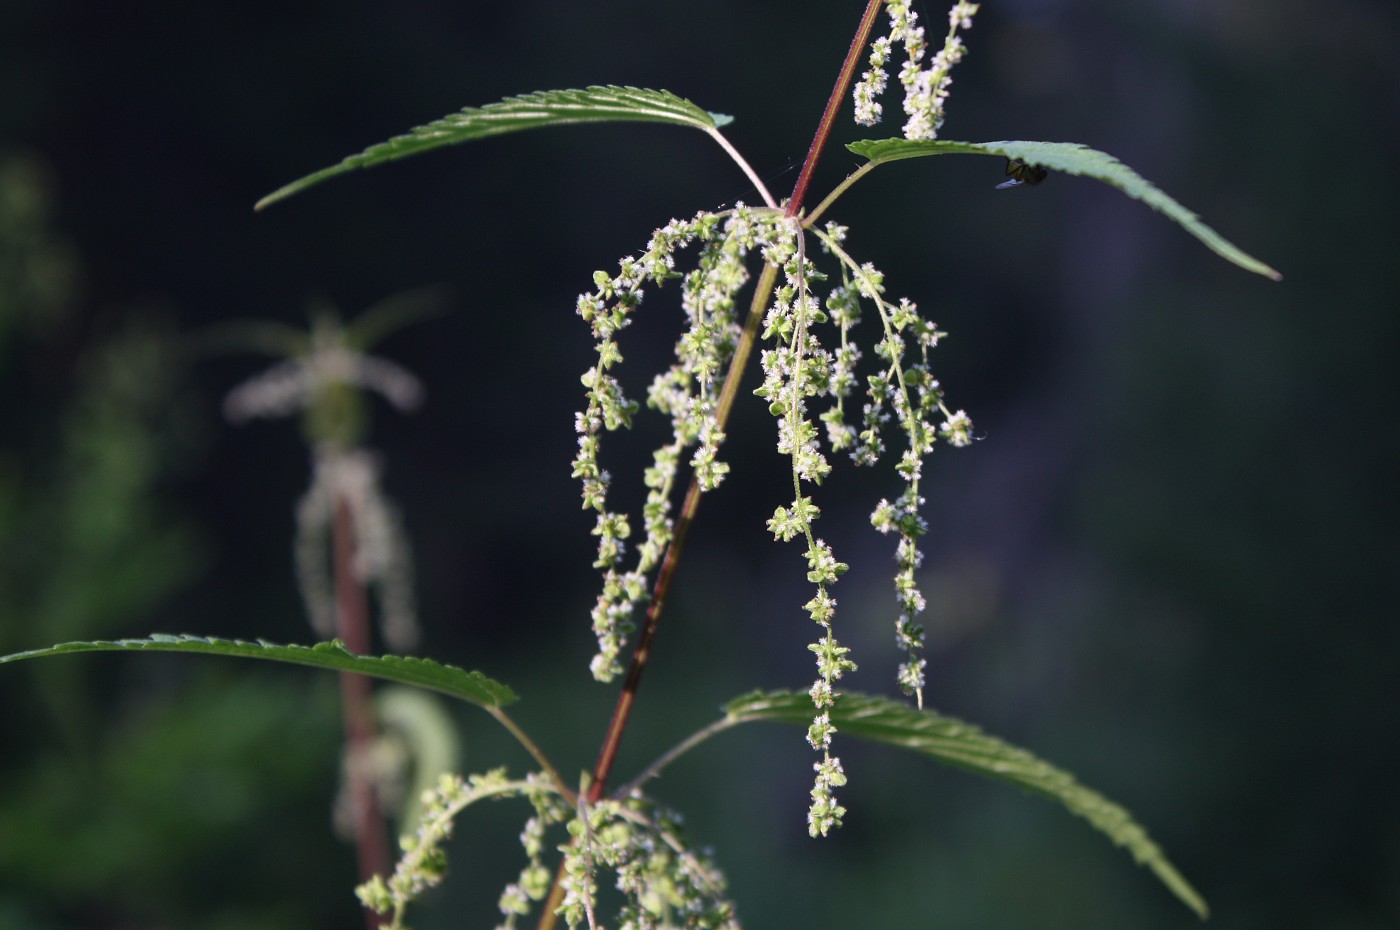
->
[0,634,517,709]
[846,137,1280,281]
[256,85,729,211]
[725,689,1208,919]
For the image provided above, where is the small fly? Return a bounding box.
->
[995,158,1049,190]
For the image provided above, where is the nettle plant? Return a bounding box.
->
[3,3,1280,929]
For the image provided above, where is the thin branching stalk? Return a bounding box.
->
[486,706,576,806]
[706,128,780,210]
[615,716,740,799]
[532,265,781,930]
[803,160,879,229]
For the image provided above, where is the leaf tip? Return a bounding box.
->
[253,188,288,213]
[1237,255,1283,281]
[254,166,341,212]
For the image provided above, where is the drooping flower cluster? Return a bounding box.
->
[572,14,982,827]
[755,218,971,827]
[357,765,740,930]
[573,206,787,681]
[295,447,419,650]
[754,222,860,836]
[852,0,981,140]
[559,793,740,930]
[574,200,974,834]
[356,769,569,930]
[222,319,424,426]
[852,35,893,127]
[224,309,425,650]
[812,226,974,707]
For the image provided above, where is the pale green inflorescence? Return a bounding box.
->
[574,1,981,837]
[559,793,740,930]
[754,221,856,836]
[294,448,419,650]
[813,226,975,708]
[574,205,972,835]
[356,769,569,930]
[785,224,974,829]
[573,205,788,682]
[853,35,892,127]
[755,217,972,831]
[360,769,739,930]
[224,316,424,651]
[853,0,980,140]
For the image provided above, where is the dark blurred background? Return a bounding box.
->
[1,0,1396,928]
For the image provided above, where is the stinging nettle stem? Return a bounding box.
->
[584,4,887,799]
[786,0,886,218]
[535,265,779,930]
[583,261,779,807]
[332,493,393,930]
[542,6,888,924]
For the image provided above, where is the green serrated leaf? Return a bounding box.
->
[726,689,1208,920]
[257,86,730,211]
[847,138,1281,281]
[0,635,517,709]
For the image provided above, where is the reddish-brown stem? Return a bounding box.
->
[528,268,776,930]
[584,477,703,805]
[538,9,885,926]
[333,493,393,929]
[582,260,775,808]
[580,0,884,815]
[785,0,887,219]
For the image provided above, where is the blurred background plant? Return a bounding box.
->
[0,151,354,929]
[1,1,1396,929]
[214,289,457,919]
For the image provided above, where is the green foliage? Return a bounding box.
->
[0,4,1284,926]
[0,319,197,651]
[0,155,78,351]
[0,672,346,928]
[255,87,732,211]
[847,138,1282,280]
[0,159,195,653]
[374,686,464,834]
[0,156,254,928]
[725,689,1208,919]
[0,635,518,709]
[356,769,554,930]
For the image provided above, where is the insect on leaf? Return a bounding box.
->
[848,138,1281,280]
